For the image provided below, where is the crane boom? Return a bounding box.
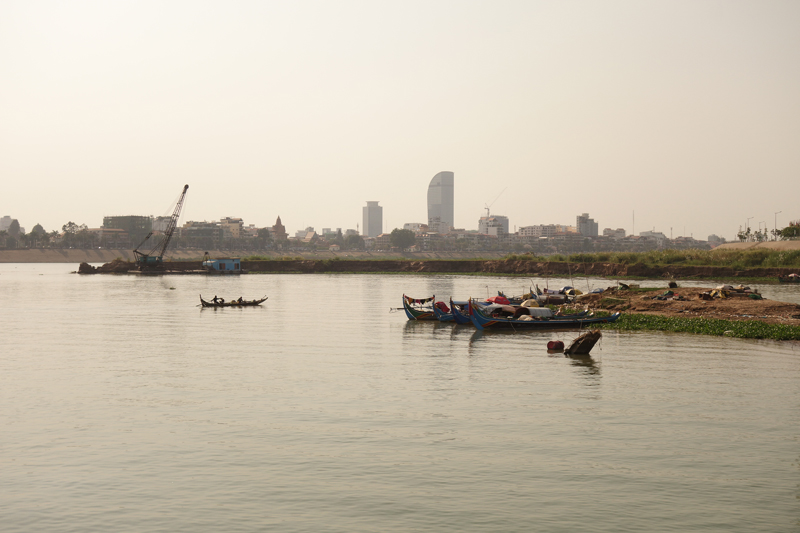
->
[133,184,189,268]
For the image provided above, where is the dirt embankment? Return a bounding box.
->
[76,258,799,278]
[579,286,800,325]
[239,259,797,278]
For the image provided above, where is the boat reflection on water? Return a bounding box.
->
[566,353,600,375]
[402,319,453,339]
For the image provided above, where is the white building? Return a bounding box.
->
[478,215,509,236]
[403,222,426,233]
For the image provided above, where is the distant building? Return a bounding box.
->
[427,171,454,229]
[520,224,558,238]
[295,227,315,239]
[478,215,509,236]
[708,234,726,245]
[181,220,223,242]
[0,216,13,231]
[88,227,130,247]
[242,224,259,239]
[576,213,598,237]
[300,230,318,244]
[103,215,152,244]
[427,217,450,234]
[639,230,668,242]
[363,201,383,238]
[152,216,171,233]
[219,217,244,239]
[603,228,626,239]
[271,216,288,241]
[404,222,426,233]
[375,233,392,250]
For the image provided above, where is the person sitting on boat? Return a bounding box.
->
[237,297,243,303]
[212,295,219,303]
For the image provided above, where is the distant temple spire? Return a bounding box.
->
[271,216,288,240]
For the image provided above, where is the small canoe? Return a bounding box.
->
[200,295,268,307]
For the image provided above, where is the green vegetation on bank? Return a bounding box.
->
[503,248,800,270]
[596,313,800,341]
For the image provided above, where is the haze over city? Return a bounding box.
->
[2,0,798,240]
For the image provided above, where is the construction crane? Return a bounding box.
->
[133,184,189,268]
[484,187,507,217]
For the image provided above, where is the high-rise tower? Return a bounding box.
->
[362,201,383,238]
[427,171,454,230]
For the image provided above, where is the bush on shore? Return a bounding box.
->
[503,249,800,269]
[597,313,800,341]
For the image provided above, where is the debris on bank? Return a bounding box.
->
[577,285,800,326]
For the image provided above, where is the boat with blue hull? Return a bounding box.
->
[468,300,620,330]
[432,299,473,324]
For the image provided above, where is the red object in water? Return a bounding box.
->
[486,296,511,305]
[547,340,565,351]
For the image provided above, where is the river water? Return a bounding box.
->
[1,264,799,532]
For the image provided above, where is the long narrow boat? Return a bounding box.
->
[200,295,268,308]
[451,299,588,326]
[432,299,474,324]
[778,274,800,283]
[468,300,620,330]
[402,295,437,320]
[433,299,455,322]
[450,300,472,324]
[449,299,473,325]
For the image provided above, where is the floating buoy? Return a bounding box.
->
[547,340,565,351]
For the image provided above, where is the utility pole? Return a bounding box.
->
[775,211,781,240]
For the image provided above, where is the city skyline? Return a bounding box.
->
[1,1,798,240]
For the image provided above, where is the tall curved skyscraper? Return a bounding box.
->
[427,171,454,230]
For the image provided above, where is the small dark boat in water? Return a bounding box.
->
[778,274,800,283]
[564,330,602,355]
[200,295,268,308]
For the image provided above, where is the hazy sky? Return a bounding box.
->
[2,0,798,240]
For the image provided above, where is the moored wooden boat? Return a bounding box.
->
[200,295,268,307]
[449,299,473,325]
[402,295,437,320]
[468,300,620,330]
[433,299,455,322]
[778,274,800,283]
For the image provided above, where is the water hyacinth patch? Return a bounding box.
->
[597,313,800,341]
